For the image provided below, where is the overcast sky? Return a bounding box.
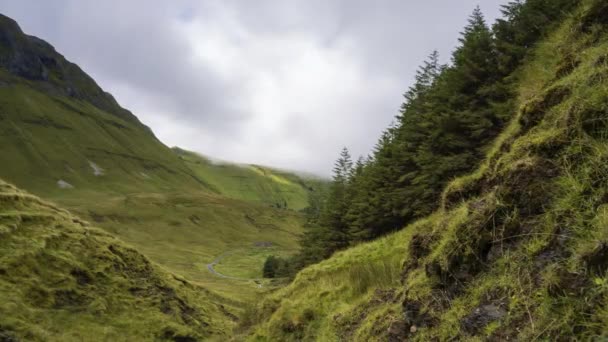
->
[0,1,506,176]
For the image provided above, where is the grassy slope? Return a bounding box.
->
[58,189,305,304]
[0,73,307,302]
[0,19,328,319]
[174,147,322,211]
[247,1,608,340]
[0,179,233,341]
[0,45,325,304]
[0,71,207,196]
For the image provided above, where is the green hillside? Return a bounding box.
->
[0,12,320,319]
[6,0,608,340]
[0,15,207,197]
[0,179,233,341]
[174,147,322,210]
[246,1,608,340]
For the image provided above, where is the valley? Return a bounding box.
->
[3,1,608,341]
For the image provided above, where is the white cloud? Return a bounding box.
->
[0,0,507,175]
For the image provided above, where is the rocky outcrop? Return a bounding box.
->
[0,14,147,128]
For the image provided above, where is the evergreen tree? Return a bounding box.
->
[263,256,279,278]
[294,2,580,270]
[317,148,354,256]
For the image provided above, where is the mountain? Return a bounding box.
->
[0,14,210,196]
[0,12,324,340]
[245,1,608,340]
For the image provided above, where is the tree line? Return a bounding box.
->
[263,0,579,278]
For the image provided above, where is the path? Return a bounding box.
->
[206,250,264,285]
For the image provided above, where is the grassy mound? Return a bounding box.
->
[246,1,608,340]
[0,180,233,341]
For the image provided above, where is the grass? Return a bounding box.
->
[0,64,327,306]
[244,1,608,340]
[0,180,233,341]
[244,228,409,341]
[173,148,323,211]
[50,185,306,305]
[213,246,297,279]
[0,41,327,335]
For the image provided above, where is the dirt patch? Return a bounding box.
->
[53,289,92,309]
[581,108,608,139]
[519,85,571,130]
[580,1,608,33]
[0,326,18,342]
[70,268,92,286]
[547,268,587,297]
[188,215,201,225]
[583,242,608,275]
[335,289,398,340]
[160,328,198,342]
[461,304,507,335]
[554,54,581,80]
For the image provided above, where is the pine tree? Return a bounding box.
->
[320,148,353,255]
[293,3,580,270]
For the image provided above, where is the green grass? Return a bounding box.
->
[0,76,210,197]
[49,186,306,306]
[0,15,327,323]
[0,67,326,308]
[213,246,297,279]
[244,2,608,340]
[0,180,233,341]
[244,228,408,341]
[173,147,323,211]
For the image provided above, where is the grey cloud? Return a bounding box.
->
[0,0,507,175]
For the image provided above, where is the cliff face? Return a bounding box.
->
[0,14,142,125]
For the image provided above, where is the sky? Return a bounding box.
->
[0,0,507,176]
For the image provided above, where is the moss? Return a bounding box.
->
[0,179,233,340]
[246,1,608,340]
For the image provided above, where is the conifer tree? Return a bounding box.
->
[294,2,580,270]
[310,148,355,257]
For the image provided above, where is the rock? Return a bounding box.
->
[57,179,74,189]
[387,319,408,342]
[461,304,507,335]
[88,160,105,176]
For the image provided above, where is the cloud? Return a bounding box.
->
[0,0,507,175]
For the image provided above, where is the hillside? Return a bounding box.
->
[0,15,208,196]
[0,12,326,310]
[246,1,608,340]
[0,179,233,341]
[174,147,322,211]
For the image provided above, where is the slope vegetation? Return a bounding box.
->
[174,148,321,211]
[0,13,323,307]
[0,15,207,196]
[0,179,233,341]
[247,2,608,340]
